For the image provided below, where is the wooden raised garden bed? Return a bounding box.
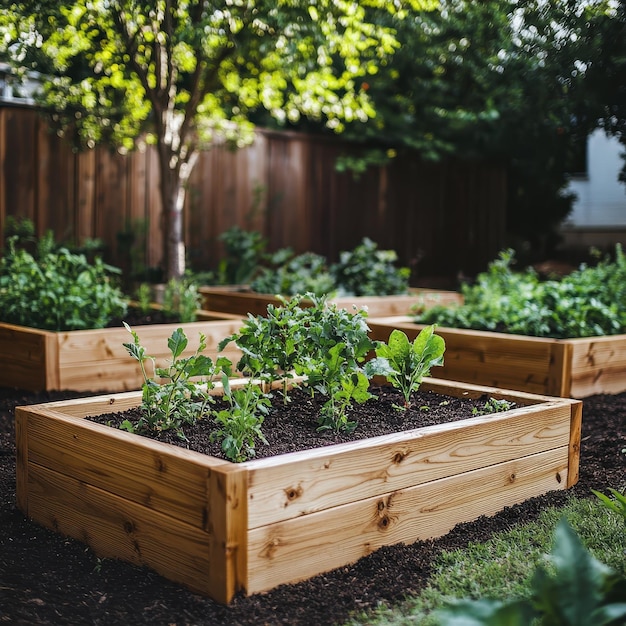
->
[16,377,581,604]
[368,316,626,398]
[199,285,463,318]
[0,310,244,392]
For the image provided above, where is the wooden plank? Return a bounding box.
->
[76,149,96,244]
[208,464,249,602]
[14,405,29,514]
[567,399,582,488]
[1,319,242,392]
[0,323,51,390]
[246,447,569,594]
[568,335,626,397]
[0,108,6,238]
[199,288,462,318]
[245,401,572,528]
[20,406,230,528]
[25,463,218,599]
[368,317,558,395]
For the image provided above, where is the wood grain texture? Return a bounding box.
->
[26,463,218,598]
[246,401,572,528]
[1,319,244,392]
[246,447,569,594]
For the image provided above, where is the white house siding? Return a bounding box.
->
[560,129,626,250]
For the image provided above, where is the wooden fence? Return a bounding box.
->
[0,103,507,286]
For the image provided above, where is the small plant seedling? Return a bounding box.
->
[211,374,271,462]
[366,325,445,410]
[122,323,228,437]
[472,397,516,416]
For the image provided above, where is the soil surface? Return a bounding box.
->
[1,385,624,625]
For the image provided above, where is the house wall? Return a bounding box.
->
[561,130,626,251]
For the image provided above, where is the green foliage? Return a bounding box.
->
[472,397,516,416]
[162,278,201,323]
[122,324,229,439]
[217,226,266,286]
[219,294,312,387]
[249,238,409,297]
[416,245,626,339]
[294,300,378,432]
[366,326,445,409]
[592,488,626,527]
[134,283,153,315]
[250,251,335,297]
[0,234,127,331]
[330,238,411,296]
[434,518,626,626]
[221,293,378,432]
[211,374,270,463]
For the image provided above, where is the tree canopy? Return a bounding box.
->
[1,0,434,279]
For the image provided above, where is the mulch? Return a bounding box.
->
[0,385,624,626]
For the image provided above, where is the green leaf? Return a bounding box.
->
[168,328,188,359]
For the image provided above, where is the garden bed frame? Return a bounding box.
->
[0,310,244,392]
[16,377,581,604]
[369,316,626,398]
[199,285,462,318]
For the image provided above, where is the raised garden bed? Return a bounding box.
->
[0,310,244,392]
[15,377,581,604]
[368,316,626,398]
[199,285,463,318]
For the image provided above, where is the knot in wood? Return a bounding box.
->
[378,515,390,530]
[283,485,303,505]
[392,450,407,464]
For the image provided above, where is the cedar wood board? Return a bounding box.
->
[0,315,244,392]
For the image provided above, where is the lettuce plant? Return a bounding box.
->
[365,325,445,410]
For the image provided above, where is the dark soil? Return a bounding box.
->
[1,385,624,625]
[88,386,502,461]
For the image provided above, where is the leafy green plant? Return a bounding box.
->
[134,282,153,314]
[434,517,626,626]
[218,294,312,395]
[0,234,127,331]
[365,326,445,410]
[592,488,626,526]
[217,226,266,285]
[472,397,516,416]
[162,278,201,322]
[221,293,379,431]
[295,299,378,432]
[330,237,410,296]
[250,251,335,297]
[211,373,271,462]
[122,323,227,438]
[416,245,626,339]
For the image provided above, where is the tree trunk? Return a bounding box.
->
[157,149,197,281]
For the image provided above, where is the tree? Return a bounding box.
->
[1,0,432,280]
[283,0,618,257]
